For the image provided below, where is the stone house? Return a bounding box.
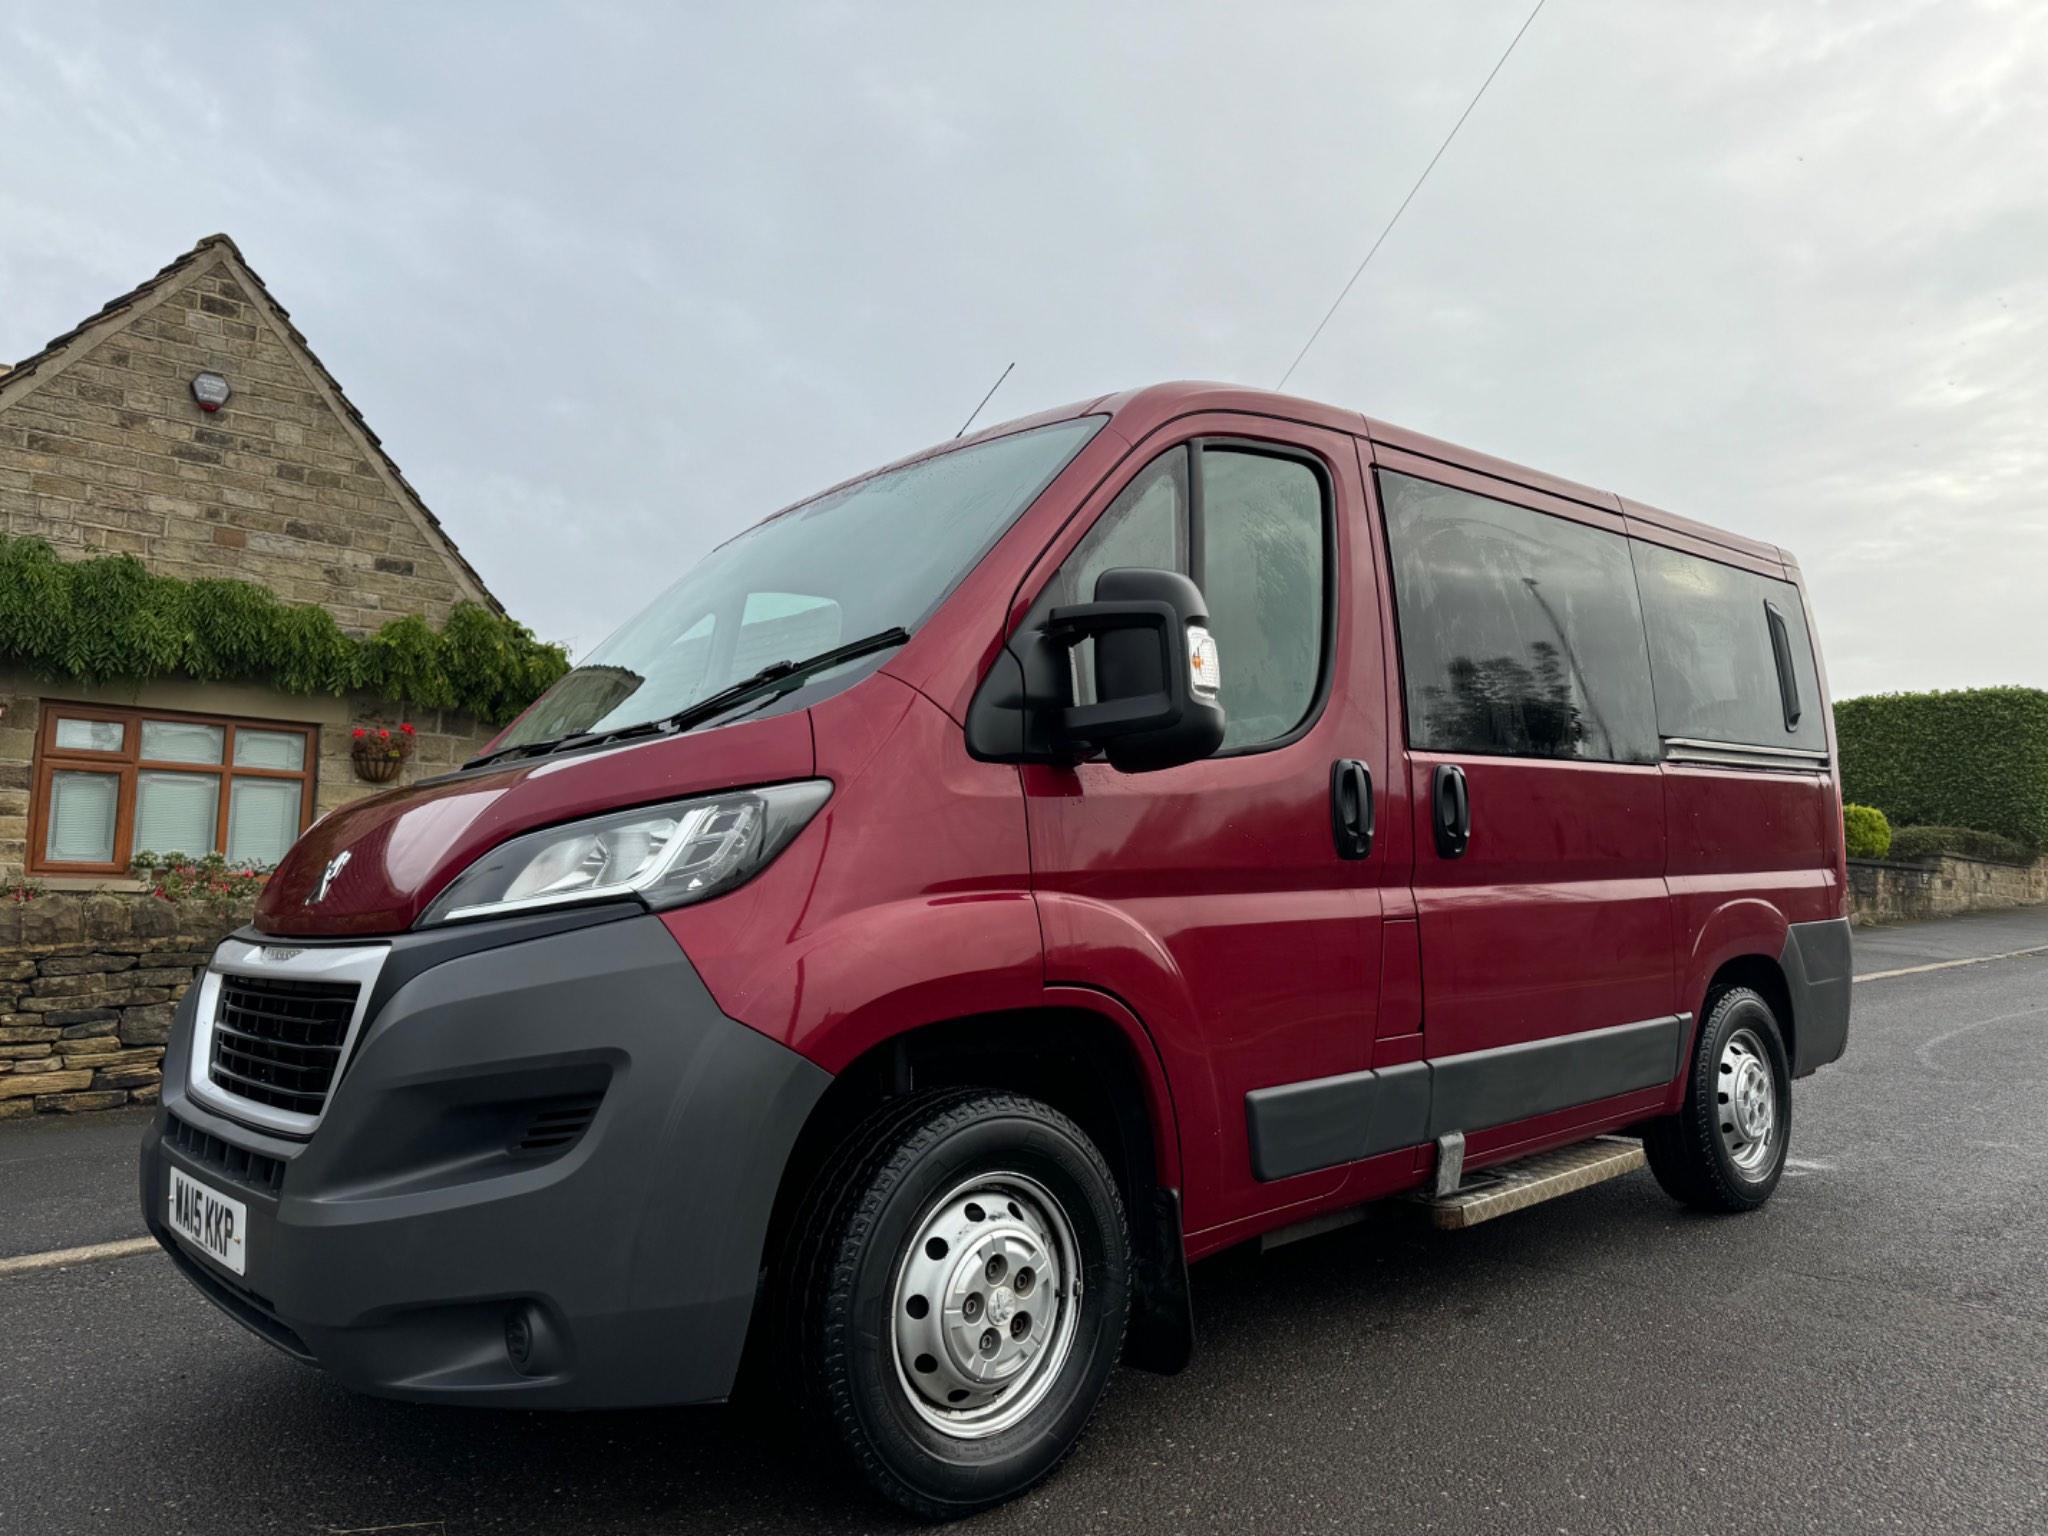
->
[0,233,523,887]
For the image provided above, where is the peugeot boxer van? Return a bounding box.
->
[142,382,1851,1519]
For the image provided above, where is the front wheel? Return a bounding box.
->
[809,1091,1131,1520]
[1645,986,1792,1212]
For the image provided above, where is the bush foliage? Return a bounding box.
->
[1841,803,1891,860]
[1887,825,2035,866]
[1834,687,2048,852]
[0,534,567,724]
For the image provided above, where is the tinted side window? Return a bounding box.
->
[1632,541,1827,752]
[1200,450,1327,750]
[1380,470,1658,763]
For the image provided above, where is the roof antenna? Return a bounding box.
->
[955,361,1015,438]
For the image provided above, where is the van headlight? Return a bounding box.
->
[420,780,831,926]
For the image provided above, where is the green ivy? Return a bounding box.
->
[0,533,567,725]
[1834,687,2048,851]
[1841,803,1891,860]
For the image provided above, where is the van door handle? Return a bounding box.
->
[1431,763,1470,859]
[1330,759,1374,860]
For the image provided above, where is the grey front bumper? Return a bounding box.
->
[140,910,829,1408]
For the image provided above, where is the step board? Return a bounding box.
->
[1413,1136,1646,1231]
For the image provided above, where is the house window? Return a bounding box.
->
[31,704,317,876]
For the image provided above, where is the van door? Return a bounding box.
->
[1373,457,1681,1163]
[1020,416,1393,1237]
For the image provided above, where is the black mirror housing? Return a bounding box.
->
[1051,569,1224,771]
[965,568,1226,772]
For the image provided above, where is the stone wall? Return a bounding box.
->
[0,894,248,1118]
[1848,854,2048,926]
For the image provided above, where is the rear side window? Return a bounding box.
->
[1632,541,1826,752]
[1041,442,1330,753]
[1380,470,1658,764]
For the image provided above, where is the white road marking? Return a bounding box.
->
[0,1236,158,1277]
[1854,943,2048,983]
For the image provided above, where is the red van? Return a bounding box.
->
[142,382,1851,1518]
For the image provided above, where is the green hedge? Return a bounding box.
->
[1835,687,2048,851]
[1888,825,2034,866]
[1841,803,1891,860]
[0,533,568,725]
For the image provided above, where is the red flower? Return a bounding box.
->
[378,728,391,739]
[352,726,366,739]
[400,722,416,735]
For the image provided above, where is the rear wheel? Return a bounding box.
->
[805,1090,1131,1519]
[1645,986,1791,1212]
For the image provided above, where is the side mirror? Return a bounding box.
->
[964,567,1227,772]
[1045,568,1225,772]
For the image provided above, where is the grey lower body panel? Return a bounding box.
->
[1782,916,1853,1076]
[1245,1015,1686,1184]
[140,912,830,1409]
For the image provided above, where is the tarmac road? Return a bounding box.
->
[2,910,2044,1533]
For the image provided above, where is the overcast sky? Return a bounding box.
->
[3,2,2042,700]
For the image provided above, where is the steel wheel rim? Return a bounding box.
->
[888,1170,1083,1440]
[1717,1026,1779,1177]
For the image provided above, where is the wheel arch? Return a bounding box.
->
[1674,899,1797,1098]
[757,997,1193,1376]
[1702,953,1797,1071]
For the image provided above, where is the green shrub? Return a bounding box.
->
[1887,825,2034,866]
[0,534,569,724]
[1841,803,1891,859]
[1835,687,2048,850]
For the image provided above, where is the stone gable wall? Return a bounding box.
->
[0,247,506,883]
[0,254,485,630]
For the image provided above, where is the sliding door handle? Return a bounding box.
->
[1431,762,1470,859]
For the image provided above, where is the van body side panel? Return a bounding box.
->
[1023,414,1392,1238]
[1406,754,1677,1067]
[662,677,1045,1074]
[1652,531,1843,1074]
[1665,766,1834,953]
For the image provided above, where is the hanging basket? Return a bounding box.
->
[349,723,417,783]
[350,743,406,783]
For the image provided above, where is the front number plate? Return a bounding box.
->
[168,1166,247,1276]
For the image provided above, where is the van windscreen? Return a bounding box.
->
[494,416,1103,751]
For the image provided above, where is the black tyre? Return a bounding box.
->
[1645,986,1792,1212]
[808,1090,1131,1520]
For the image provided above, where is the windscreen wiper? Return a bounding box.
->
[658,625,911,735]
[464,627,910,770]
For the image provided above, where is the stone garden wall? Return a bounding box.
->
[1848,853,2048,926]
[0,894,249,1118]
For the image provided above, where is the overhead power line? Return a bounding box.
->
[1275,0,1550,391]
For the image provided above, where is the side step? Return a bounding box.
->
[1412,1136,1646,1231]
